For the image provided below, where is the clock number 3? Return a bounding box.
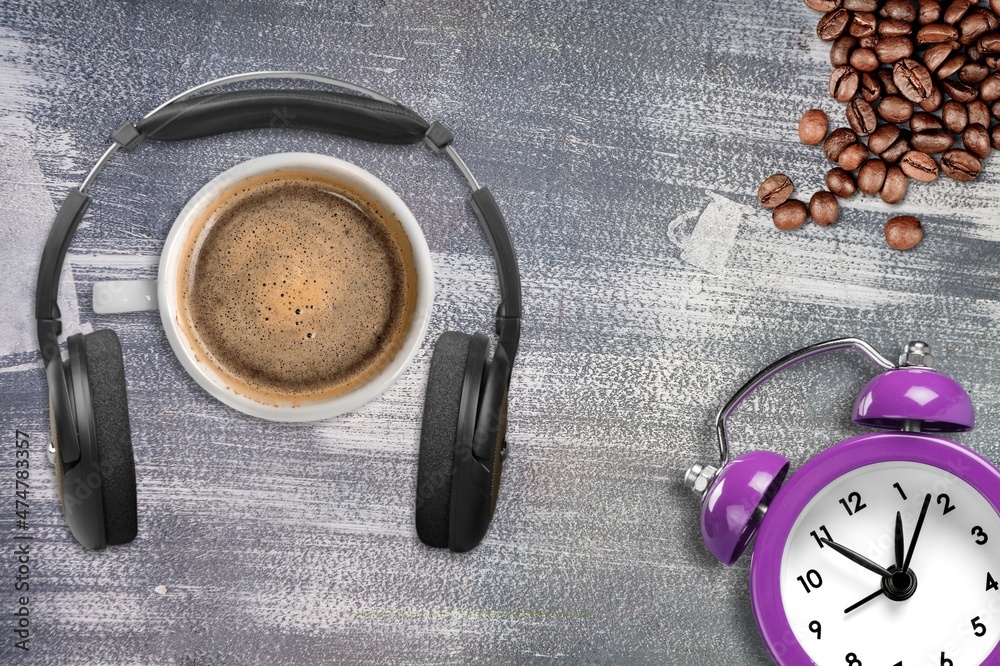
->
[838,492,867,516]
[972,525,989,544]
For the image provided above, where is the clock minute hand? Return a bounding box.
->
[820,538,894,578]
[902,493,933,572]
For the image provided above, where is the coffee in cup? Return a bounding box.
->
[158,153,434,421]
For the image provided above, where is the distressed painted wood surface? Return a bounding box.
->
[2,1,1000,663]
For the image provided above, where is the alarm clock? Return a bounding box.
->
[684,338,1000,666]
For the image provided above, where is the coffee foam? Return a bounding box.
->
[176,170,418,406]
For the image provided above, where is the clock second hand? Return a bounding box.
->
[843,495,932,615]
[845,588,884,614]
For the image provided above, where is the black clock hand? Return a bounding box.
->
[844,588,884,614]
[820,538,893,578]
[894,511,904,570]
[902,493,932,571]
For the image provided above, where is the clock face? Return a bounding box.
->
[779,461,1000,664]
[750,435,1000,665]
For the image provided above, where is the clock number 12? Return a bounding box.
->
[838,492,867,516]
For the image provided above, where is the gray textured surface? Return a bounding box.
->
[2,1,1000,663]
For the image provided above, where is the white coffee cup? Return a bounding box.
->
[103,153,434,422]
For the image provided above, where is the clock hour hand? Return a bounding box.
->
[820,538,893,578]
[894,511,904,570]
[902,493,933,571]
[844,588,884,614]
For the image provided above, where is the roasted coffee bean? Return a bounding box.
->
[882,0,916,21]
[850,47,880,71]
[963,123,991,158]
[878,68,902,95]
[857,158,888,194]
[809,190,840,226]
[943,0,974,25]
[992,99,1000,119]
[850,12,879,39]
[980,72,1000,101]
[991,123,1000,149]
[959,63,990,85]
[830,65,861,102]
[979,32,1000,53]
[987,55,1000,68]
[918,0,943,25]
[875,36,914,62]
[844,0,877,11]
[839,142,871,170]
[880,19,914,37]
[968,45,984,62]
[878,95,915,123]
[869,123,902,154]
[918,86,944,111]
[911,129,955,153]
[758,174,795,208]
[830,35,857,66]
[992,0,1000,14]
[942,79,979,103]
[959,9,1000,45]
[937,54,967,79]
[772,200,809,230]
[940,148,982,180]
[910,112,944,132]
[805,0,843,11]
[799,109,829,145]
[942,100,970,133]
[894,58,934,101]
[818,9,851,40]
[882,136,913,163]
[968,99,991,126]
[922,42,954,71]
[883,0,918,22]
[917,23,960,43]
[884,215,923,250]
[827,167,858,197]
[881,166,909,203]
[846,98,878,135]
[860,72,882,101]
[901,150,940,181]
[859,34,879,49]
[824,127,859,160]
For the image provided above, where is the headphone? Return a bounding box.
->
[35,71,522,553]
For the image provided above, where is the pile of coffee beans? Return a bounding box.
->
[761,0,1000,250]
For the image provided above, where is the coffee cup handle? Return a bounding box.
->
[93,279,159,314]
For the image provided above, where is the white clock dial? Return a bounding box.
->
[779,461,1000,665]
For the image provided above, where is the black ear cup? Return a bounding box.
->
[488,393,508,519]
[415,332,472,548]
[83,329,137,545]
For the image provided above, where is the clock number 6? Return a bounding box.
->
[972,525,989,544]
[941,653,954,666]
[838,492,867,517]
[797,569,823,593]
[972,616,987,637]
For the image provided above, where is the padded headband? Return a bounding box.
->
[35,72,521,363]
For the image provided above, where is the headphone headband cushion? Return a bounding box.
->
[83,329,137,545]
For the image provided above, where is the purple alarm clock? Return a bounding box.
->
[685,339,1000,666]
